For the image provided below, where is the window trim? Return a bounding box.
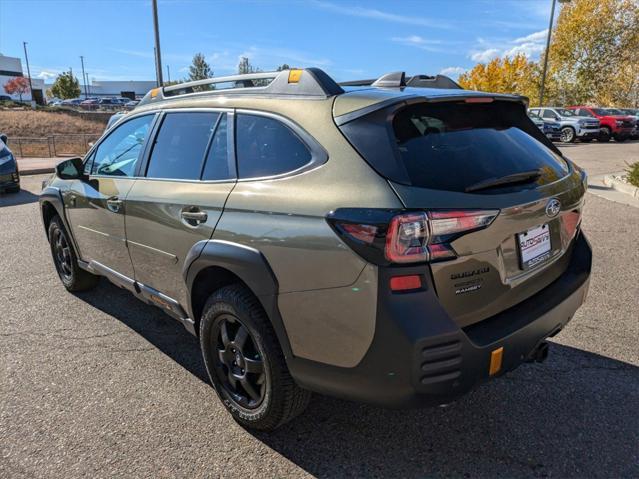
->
[234,109,328,182]
[82,111,159,179]
[136,107,237,184]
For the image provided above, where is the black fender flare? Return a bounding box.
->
[183,239,293,360]
[39,186,81,257]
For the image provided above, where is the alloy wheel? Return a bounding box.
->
[52,228,73,281]
[212,315,266,409]
[560,127,574,143]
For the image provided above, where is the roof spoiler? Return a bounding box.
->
[138,68,344,106]
[339,72,463,90]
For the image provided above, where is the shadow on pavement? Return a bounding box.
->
[0,188,39,207]
[79,281,639,478]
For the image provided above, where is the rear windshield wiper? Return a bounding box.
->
[465,169,543,193]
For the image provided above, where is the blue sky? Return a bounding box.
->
[0,0,555,83]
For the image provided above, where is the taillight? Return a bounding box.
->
[327,208,499,265]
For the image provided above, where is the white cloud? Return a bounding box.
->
[311,0,451,29]
[439,66,467,77]
[36,71,59,80]
[468,28,549,62]
[470,48,500,62]
[513,29,548,44]
[391,35,449,53]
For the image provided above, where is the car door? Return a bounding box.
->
[65,113,157,279]
[124,110,236,304]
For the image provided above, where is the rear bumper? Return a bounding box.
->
[289,232,592,407]
[0,172,20,191]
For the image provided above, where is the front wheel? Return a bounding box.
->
[200,284,310,431]
[598,128,611,142]
[48,215,99,291]
[560,126,576,143]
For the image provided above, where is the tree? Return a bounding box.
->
[238,56,260,74]
[546,0,639,106]
[3,77,30,102]
[50,71,81,99]
[458,54,541,104]
[276,63,291,71]
[188,53,213,81]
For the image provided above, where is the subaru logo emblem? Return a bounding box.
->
[545,198,561,218]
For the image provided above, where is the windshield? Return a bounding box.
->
[556,108,576,117]
[605,108,624,115]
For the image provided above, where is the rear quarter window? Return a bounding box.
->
[236,114,312,179]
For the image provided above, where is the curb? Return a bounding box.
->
[603,173,639,198]
[20,168,55,176]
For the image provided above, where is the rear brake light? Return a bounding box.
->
[465,97,494,103]
[327,208,499,265]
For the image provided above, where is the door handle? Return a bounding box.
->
[181,209,208,224]
[106,196,123,213]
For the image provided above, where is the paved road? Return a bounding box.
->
[1,143,638,478]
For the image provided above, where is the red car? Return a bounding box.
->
[567,106,635,142]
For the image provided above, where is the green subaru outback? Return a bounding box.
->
[40,69,591,430]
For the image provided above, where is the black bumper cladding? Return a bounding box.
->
[289,232,592,407]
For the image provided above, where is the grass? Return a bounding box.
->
[626,162,639,187]
[0,109,106,138]
[0,109,107,156]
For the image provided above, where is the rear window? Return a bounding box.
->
[341,101,569,193]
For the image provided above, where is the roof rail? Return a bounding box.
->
[138,68,344,106]
[339,71,463,90]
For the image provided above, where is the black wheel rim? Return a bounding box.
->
[212,315,266,409]
[52,227,73,281]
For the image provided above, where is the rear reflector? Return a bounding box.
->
[390,275,422,291]
[465,97,493,103]
[489,347,504,376]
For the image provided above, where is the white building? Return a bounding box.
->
[82,80,157,99]
[0,53,45,103]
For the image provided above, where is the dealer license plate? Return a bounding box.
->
[517,224,551,270]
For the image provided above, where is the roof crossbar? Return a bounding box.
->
[138,68,344,106]
[339,72,463,90]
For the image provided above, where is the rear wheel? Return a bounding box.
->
[560,126,576,143]
[598,127,611,142]
[200,284,310,431]
[48,215,99,291]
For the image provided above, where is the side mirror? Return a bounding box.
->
[55,157,86,180]
[0,133,7,144]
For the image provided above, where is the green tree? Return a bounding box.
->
[238,56,260,74]
[50,71,81,99]
[188,53,213,81]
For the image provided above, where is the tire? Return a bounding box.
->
[48,215,99,292]
[614,135,627,143]
[598,127,611,142]
[200,284,311,431]
[560,126,576,143]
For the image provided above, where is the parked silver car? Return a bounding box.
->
[529,107,600,143]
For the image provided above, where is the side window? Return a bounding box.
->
[530,109,540,115]
[83,150,95,176]
[146,112,219,180]
[579,109,593,117]
[236,114,312,179]
[542,109,555,119]
[202,114,232,181]
[91,115,154,177]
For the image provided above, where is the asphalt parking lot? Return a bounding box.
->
[1,142,638,478]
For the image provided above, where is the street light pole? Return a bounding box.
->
[22,42,34,102]
[80,55,88,99]
[539,0,570,106]
[152,0,164,86]
[166,64,171,83]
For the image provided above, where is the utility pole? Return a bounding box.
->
[539,0,571,106]
[166,64,171,83]
[80,56,88,99]
[22,42,34,102]
[152,0,163,86]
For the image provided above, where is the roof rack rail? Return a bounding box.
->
[138,68,344,106]
[338,71,463,90]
